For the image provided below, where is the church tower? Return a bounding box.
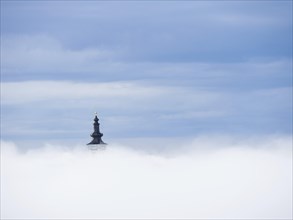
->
[87,113,106,149]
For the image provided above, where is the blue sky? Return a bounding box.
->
[1,1,292,145]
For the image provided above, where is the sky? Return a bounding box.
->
[1,1,292,219]
[1,1,292,146]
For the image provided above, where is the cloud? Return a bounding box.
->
[1,33,291,84]
[159,110,225,120]
[1,79,291,139]
[1,81,165,105]
[1,34,118,75]
[2,0,292,74]
[1,136,292,219]
[1,81,221,114]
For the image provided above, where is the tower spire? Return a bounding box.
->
[87,113,106,146]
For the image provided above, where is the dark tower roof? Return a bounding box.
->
[87,113,106,145]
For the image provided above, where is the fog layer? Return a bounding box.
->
[1,136,292,219]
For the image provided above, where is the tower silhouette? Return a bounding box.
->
[87,113,106,147]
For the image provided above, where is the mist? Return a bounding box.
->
[1,136,292,219]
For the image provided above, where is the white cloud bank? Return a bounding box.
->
[1,136,292,219]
